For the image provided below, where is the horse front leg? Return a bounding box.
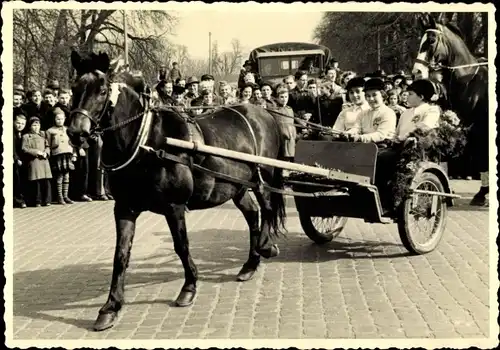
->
[253,188,280,259]
[165,204,198,307]
[94,202,140,331]
[233,189,261,281]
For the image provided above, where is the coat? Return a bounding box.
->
[22,131,52,181]
[274,105,296,157]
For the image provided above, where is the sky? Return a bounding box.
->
[169,11,324,59]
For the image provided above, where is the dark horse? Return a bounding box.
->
[412,13,490,206]
[66,51,287,331]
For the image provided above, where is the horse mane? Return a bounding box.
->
[121,71,147,96]
[444,22,465,40]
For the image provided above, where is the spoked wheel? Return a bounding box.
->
[298,213,348,245]
[397,172,447,255]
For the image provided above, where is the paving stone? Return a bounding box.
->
[11,182,490,340]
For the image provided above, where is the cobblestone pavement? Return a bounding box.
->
[10,180,495,341]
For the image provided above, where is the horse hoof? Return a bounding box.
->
[256,244,280,259]
[175,290,196,307]
[93,312,117,331]
[236,267,257,282]
[470,195,487,206]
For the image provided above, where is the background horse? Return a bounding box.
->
[412,13,490,206]
[66,50,287,331]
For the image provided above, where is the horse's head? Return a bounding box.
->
[67,50,125,145]
[412,13,475,80]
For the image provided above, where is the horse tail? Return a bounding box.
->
[268,127,288,239]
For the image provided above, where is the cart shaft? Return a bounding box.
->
[164,137,371,185]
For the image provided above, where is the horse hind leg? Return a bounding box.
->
[165,204,198,307]
[233,189,261,282]
[94,203,140,331]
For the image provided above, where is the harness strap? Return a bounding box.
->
[220,105,259,155]
[142,145,341,198]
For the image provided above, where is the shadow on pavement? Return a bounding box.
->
[13,227,409,332]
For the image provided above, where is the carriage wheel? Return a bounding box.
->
[298,213,348,245]
[397,172,447,255]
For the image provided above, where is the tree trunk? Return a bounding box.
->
[47,10,68,84]
[23,12,30,90]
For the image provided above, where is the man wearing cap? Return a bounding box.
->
[47,79,60,98]
[192,75,222,105]
[394,79,440,143]
[184,76,200,105]
[348,78,397,143]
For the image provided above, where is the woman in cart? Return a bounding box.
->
[331,77,370,133]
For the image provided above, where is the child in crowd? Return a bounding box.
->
[14,114,27,208]
[387,89,407,123]
[22,117,52,207]
[46,108,77,205]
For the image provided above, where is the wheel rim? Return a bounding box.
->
[407,180,445,248]
[311,216,345,236]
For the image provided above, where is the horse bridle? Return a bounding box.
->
[416,28,488,72]
[70,70,154,172]
[415,28,488,111]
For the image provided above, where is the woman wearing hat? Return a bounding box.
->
[394,79,440,143]
[171,85,187,108]
[347,78,397,143]
[332,77,370,133]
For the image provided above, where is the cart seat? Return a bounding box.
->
[294,140,378,184]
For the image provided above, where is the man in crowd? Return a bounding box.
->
[184,76,200,105]
[14,87,26,118]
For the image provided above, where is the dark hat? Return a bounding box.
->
[363,78,385,92]
[172,85,186,95]
[407,79,436,102]
[186,76,199,86]
[392,74,405,82]
[345,77,366,91]
[200,74,214,81]
[48,79,60,89]
[243,60,253,67]
[372,70,386,78]
[190,98,203,107]
[200,89,212,97]
[28,116,40,125]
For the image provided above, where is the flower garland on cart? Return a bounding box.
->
[390,110,468,210]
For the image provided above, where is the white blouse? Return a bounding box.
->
[395,103,441,141]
